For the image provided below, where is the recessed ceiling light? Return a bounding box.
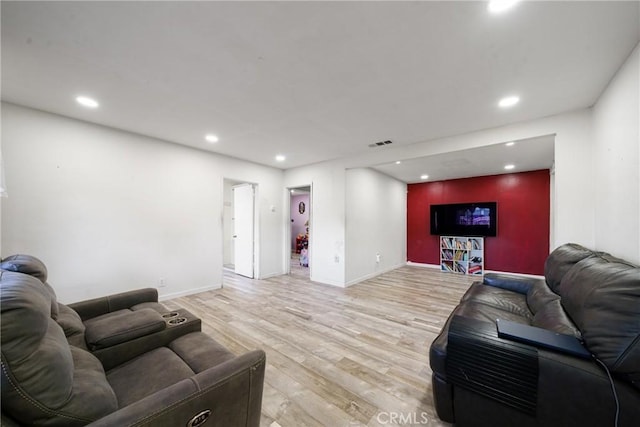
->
[76,96,99,108]
[498,96,520,108]
[505,142,515,147]
[395,161,402,165]
[205,134,219,143]
[504,164,515,170]
[420,174,429,180]
[488,0,519,14]
[275,155,286,162]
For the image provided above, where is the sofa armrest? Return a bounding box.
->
[69,288,159,321]
[482,273,538,294]
[95,310,202,370]
[446,315,539,415]
[84,308,166,350]
[86,350,266,427]
[535,351,640,426]
[445,316,640,426]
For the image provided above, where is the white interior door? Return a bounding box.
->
[233,184,254,278]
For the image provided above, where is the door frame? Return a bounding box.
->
[285,184,313,276]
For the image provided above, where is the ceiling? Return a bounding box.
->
[373,134,555,183]
[2,1,638,182]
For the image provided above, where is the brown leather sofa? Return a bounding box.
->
[430,243,640,426]
[1,254,265,427]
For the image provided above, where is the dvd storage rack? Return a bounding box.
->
[440,236,484,275]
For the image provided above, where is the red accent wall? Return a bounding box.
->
[407,170,550,275]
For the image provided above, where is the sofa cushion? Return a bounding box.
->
[531,299,581,338]
[169,332,235,372]
[557,253,640,377]
[544,243,594,293]
[1,271,117,426]
[107,347,196,407]
[57,303,88,349]
[526,280,582,338]
[526,280,561,313]
[462,282,532,320]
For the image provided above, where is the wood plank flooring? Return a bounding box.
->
[166,265,476,427]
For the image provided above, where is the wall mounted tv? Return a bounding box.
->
[430,202,497,237]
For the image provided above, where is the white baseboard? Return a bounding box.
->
[406,262,545,280]
[310,275,346,288]
[406,261,441,269]
[345,262,407,287]
[258,271,282,280]
[158,283,221,301]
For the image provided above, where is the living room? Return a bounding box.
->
[1,1,639,426]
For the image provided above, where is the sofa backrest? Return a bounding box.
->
[0,254,49,282]
[0,254,88,348]
[555,251,640,381]
[543,243,595,293]
[0,270,118,426]
[1,254,59,319]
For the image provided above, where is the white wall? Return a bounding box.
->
[345,168,406,285]
[548,113,595,249]
[1,103,284,303]
[592,43,640,264]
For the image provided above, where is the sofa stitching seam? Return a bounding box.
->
[0,359,94,423]
[613,333,640,370]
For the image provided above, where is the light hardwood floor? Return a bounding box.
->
[167,265,476,427]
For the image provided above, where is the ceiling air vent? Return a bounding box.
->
[368,140,393,148]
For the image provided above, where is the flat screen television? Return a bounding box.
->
[430,202,497,237]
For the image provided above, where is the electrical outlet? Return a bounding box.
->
[158,278,166,288]
[376,253,381,263]
[334,255,340,263]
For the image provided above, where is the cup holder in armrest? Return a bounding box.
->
[162,312,180,319]
[167,317,187,326]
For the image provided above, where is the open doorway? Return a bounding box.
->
[289,186,311,278]
[223,178,256,279]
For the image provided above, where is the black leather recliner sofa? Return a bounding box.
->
[430,243,640,426]
[1,254,265,426]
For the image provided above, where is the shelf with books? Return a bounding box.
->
[440,236,484,276]
[441,260,455,273]
[441,249,454,261]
